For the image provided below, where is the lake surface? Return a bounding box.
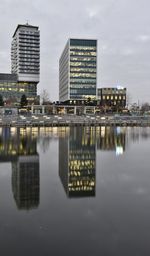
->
[0,126,150,255]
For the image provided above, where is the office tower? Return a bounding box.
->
[11,23,40,103]
[59,39,97,103]
[59,127,96,197]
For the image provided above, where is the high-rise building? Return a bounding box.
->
[59,39,97,104]
[11,23,40,104]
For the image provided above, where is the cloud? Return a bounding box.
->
[120,48,135,56]
[0,0,150,102]
[137,35,150,42]
[134,187,148,195]
[86,7,99,18]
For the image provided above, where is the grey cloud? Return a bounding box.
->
[136,35,150,42]
[0,0,150,102]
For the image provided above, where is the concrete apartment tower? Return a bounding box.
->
[59,39,97,103]
[11,23,40,103]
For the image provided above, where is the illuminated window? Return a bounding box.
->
[70,73,96,78]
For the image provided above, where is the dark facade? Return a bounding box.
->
[98,87,126,112]
[59,39,97,103]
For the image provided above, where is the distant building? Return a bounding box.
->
[59,39,97,104]
[10,23,40,104]
[97,87,126,111]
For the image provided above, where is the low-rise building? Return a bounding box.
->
[0,73,18,104]
[0,73,39,105]
[97,87,126,112]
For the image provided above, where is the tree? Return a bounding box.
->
[20,94,28,107]
[141,103,150,112]
[5,96,17,106]
[87,97,91,105]
[0,94,4,106]
[40,89,51,105]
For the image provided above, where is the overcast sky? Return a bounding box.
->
[0,0,150,104]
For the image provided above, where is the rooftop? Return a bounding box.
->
[13,23,39,38]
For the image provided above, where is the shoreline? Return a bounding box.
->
[0,115,150,127]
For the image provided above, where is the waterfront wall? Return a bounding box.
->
[0,115,150,127]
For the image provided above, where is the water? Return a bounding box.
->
[0,126,150,255]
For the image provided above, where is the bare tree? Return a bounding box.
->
[40,89,51,105]
[141,103,150,112]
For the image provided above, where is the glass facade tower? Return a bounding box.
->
[59,39,97,102]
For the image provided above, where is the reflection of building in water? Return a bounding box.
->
[12,155,40,210]
[0,127,40,210]
[59,127,96,197]
[97,126,126,155]
[128,127,150,143]
[0,127,37,160]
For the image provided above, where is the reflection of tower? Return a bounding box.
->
[0,127,38,160]
[97,126,126,155]
[59,127,96,197]
[0,127,41,210]
[0,127,40,210]
[12,155,40,210]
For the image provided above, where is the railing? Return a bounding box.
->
[0,115,150,127]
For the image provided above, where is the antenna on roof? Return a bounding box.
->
[26,20,29,25]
